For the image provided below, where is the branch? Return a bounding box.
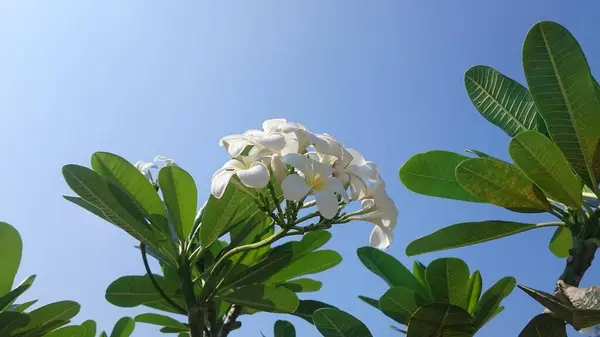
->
[219,305,242,337]
[140,244,187,314]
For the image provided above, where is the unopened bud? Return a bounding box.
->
[271,154,286,184]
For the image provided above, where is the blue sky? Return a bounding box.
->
[1,1,599,336]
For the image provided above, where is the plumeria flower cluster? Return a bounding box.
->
[210,118,398,249]
[135,155,177,183]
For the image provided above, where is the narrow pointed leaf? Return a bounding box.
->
[0,275,35,312]
[466,271,482,314]
[426,258,470,309]
[407,303,475,337]
[380,287,427,325]
[519,284,600,330]
[14,301,81,335]
[100,332,108,337]
[110,317,135,337]
[400,151,482,202]
[11,300,38,313]
[0,222,22,295]
[406,221,558,256]
[523,21,600,190]
[358,296,379,311]
[134,313,187,329]
[518,313,566,337]
[313,308,373,337]
[62,165,176,265]
[357,247,430,299]
[292,300,338,324]
[91,152,166,218]
[159,166,198,241]
[413,261,429,292]
[473,277,515,328]
[549,227,572,258]
[216,285,299,313]
[265,250,342,284]
[465,65,540,137]
[277,279,322,293]
[274,320,296,337]
[510,131,583,208]
[456,158,551,212]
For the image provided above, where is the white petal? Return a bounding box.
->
[311,160,334,178]
[369,226,393,250]
[280,134,300,156]
[244,129,266,137]
[221,135,253,157]
[348,148,366,166]
[211,169,235,199]
[263,118,287,132]
[315,190,339,219]
[271,154,286,183]
[279,122,303,133]
[349,174,368,200]
[283,153,311,174]
[282,174,311,201]
[361,199,376,210]
[237,162,270,189]
[326,177,349,202]
[222,159,246,170]
[257,133,286,151]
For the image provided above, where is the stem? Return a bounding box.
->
[558,210,600,287]
[140,244,186,314]
[301,200,316,209]
[292,211,321,225]
[179,254,204,337]
[209,228,289,275]
[268,182,285,223]
[220,305,242,337]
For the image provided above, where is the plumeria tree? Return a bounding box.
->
[60,118,397,336]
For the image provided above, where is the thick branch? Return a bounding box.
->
[559,237,597,287]
[140,244,186,314]
[220,305,242,337]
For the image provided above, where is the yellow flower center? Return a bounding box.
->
[311,174,327,191]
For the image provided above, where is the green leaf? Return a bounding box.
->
[14,301,81,335]
[426,258,470,309]
[63,196,112,224]
[466,271,482,314]
[81,320,96,337]
[62,165,177,265]
[158,166,198,241]
[549,227,573,258]
[465,149,494,159]
[292,300,338,324]
[0,312,30,337]
[407,303,475,337]
[358,296,379,311]
[456,158,551,212]
[216,285,299,313]
[465,65,540,137]
[201,182,269,249]
[134,313,187,329]
[313,308,373,337]
[274,320,296,337]
[413,261,429,292]
[399,151,482,202]
[379,287,427,325]
[45,325,86,337]
[473,277,515,328]
[265,250,342,284]
[110,317,135,337]
[105,275,184,310]
[222,247,294,289]
[277,279,322,293]
[0,222,22,294]
[357,247,429,299]
[406,221,558,256]
[99,332,108,337]
[509,131,583,208]
[0,275,35,312]
[11,300,38,313]
[519,284,600,330]
[518,313,566,337]
[523,21,600,191]
[159,327,188,333]
[91,152,166,219]
[297,230,332,255]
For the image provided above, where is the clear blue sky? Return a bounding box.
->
[2,1,599,336]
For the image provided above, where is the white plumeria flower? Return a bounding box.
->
[211,148,271,199]
[135,155,176,180]
[219,118,300,157]
[350,181,398,249]
[281,153,348,219]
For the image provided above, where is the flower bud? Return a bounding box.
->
[271,154,286,184]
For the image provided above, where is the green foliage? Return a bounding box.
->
[465,65,542,137]
[549,227,572,258]
[158,165,198,241]
[313,308,373,337]
[407,303,475,337]
[105,275,184,311]
[0,222,22,296]
[109,317,135,337]
[215,285,299,313]
[357,251,513,335]
[518,314,566,337]
[274,320,296,337]
[399,151,482,202]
